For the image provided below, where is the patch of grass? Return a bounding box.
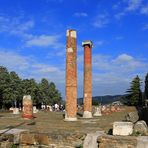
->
[130,131,146,136]
[11,144,17,148]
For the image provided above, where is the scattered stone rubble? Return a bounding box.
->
[125,111,139,123]
[0,129,86,148]
[134,120,148,134]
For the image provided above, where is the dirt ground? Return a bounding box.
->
[0,106,136,135]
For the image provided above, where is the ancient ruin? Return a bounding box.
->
[65,29,77,121]
[82,40,93,118]
[22,95,33,119]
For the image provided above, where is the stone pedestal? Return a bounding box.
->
[65,29,77,121]
[82,40,93,118]
[22,95,33,119]
[93,107,102,117]
[13,108,20,114]
[33,106,38,113]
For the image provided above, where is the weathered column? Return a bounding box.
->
[82,40,93,118]
[22,95,33,119]
[65,29,77,121]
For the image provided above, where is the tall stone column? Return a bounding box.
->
[65,29,77,121]
[82,40,93,118]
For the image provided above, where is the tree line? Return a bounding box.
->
[0,66,62,109]
[125,73,148,106]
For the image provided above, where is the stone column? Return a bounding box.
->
[82,41,93,118]
[22,95,33,119]
[65,29,77,121]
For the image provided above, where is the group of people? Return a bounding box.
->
[41,103,65,112]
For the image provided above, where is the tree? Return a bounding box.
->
[0,66,10,109]
[48,82,61,105]
[22,78,38,104]
[38,79,62,105]
[126,75,142,106]
[144,73,148,99]
[0,66,62,109]
[8,71,22,107]
[39,78,51,105]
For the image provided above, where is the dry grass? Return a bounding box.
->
[0,106,136,135]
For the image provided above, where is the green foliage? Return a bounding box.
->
[126,75,142,106]
[38,79,61,105]
[0,66,62,109]
[0,66,11,108]
[130,131,146,136]
[11,144,17,148]
[48,82,61,104]
[144,73,148,99]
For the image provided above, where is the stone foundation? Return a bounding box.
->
[64,112,77,121]
[1,130,148,148]
[83,111,92,118]
[0,131,86,148]
[97,135,137,148]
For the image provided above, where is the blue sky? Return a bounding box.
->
[0,0,147,98]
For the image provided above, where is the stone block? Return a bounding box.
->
[93,107,102,116]
[97,135,137,148]
[134,120,148,134]
[125,111,139,123]
[13,108,20,114]
[137,136,148,148]
[113,122,133,136]
[20,133,36,145]
[83,131,104,148]
[35,134,49,145]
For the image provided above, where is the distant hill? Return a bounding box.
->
[77,95,125,105]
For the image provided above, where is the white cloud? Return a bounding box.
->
[93,53,147,74]
[115,36,124,40]
[95,40,105,46]
[0,15,64,49]
[114,0,148,19]
[141,5,148,14]
[32,64,59,73]
[114,12,126,19]
[143,24,148,30]
[114,53,134,62]
[74,12,88,17]
[0,50,64,82]
[10,20,34,35]
[112,53,145,72]
[26,35,59,47]
[0,50,29,71]
[125,0,143,11]
[0,15,34,36]
[91,53,147,95]
[112,3,121,9]
[92,14,109,28]
[26,34,65,49]
[93,54,111,71]
[0,50,147,96]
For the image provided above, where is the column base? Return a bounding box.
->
[64,112,77,121]
[93,113,102,117]
[64,117,77,121]
[22,114,33,119]
[83,111,93,118]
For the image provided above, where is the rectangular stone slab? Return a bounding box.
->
[113,122,133,136]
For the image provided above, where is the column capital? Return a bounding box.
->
[66,29,76,38]
[82,40,93,48]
